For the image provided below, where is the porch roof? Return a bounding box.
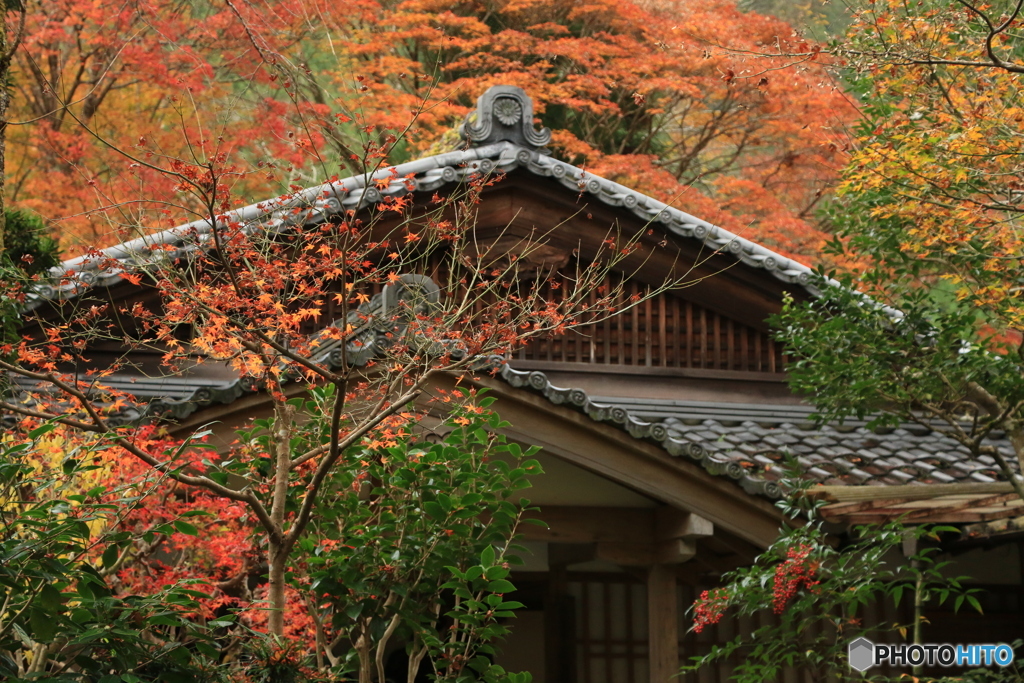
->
[498,365,1021,524]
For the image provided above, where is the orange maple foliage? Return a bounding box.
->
[7,0,853,262]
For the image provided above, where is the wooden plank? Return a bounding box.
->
[632,280,640,366]
[647,565,679,683]
[838,509,1020,524]
[725,318,734,370]
[685,300,693,368]
[658,293,667,368]
[645,294,653,367]
[699,306,707,369]
[713,312,722,369]
[604,580,612,683]
[811,482,1015,503]
[604,276,612,364]
[575,293,584,364]
[626,577,636,683]
[507,359,788,382]
[617,286,626,365]
[901,493,1022,522]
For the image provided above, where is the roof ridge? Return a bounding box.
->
[28,139,821,309]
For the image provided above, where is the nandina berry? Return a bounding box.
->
[693,588,730,633]
[772,543,819,614]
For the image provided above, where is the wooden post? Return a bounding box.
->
[647,564,678,683]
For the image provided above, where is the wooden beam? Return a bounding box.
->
[523,507,704,567]
[656,538,697,564]
[823,493,1024,524]
[648,564,679,683]
[810,482,1015,503]
[592,539,697,566]
[548,542,596,567]
[901,493,1022,522]
[960,514,1024,540]
[596,542,653,566]
[656,508,714,541]
[519,506,655,544]
[510,359,787,383]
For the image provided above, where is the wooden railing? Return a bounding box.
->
[301,268,787,375]
[514,280,786,374]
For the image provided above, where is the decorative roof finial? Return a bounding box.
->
[459,85,551,150]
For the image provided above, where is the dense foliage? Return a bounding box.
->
[777,0,1024,501]
[1,403,541,681]
[0,428,221,680]
[3,0,851,260]
[684,489,982,681]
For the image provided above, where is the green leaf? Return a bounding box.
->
[30,607,57,642]
[173,520,199,536]
[208,471,229,486]
[29,423,56,439]
[423,501,445,520]
[487,579,515,593]
[966,595,983,614]
[102,544,120,569]
[38,583,64,612]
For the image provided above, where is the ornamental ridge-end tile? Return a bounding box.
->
[460,85,552,150]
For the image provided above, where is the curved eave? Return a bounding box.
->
[28,142,821,308]
[496,364,786,502]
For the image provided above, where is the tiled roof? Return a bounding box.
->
[27,85,822,310]
[499,366,1017,498]
[8,361,1014,499]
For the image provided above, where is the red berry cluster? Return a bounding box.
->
[692,588,730,633]
[772,543,820,614]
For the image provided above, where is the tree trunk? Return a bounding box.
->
[267,544,288,639]
[266,403,295,639]
[0,7,9,255]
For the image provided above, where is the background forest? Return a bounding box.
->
[3,0,853,260]
[4,0,1024,680]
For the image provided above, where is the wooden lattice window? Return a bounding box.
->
[568,576,649,683]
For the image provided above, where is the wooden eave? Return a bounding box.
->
[809,482,1024,524]
[457,372,787,549]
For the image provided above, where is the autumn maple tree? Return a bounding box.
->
[0,0,858,678]
[4,0,852,262]
[775,0,1024,500]
[1,71,694,677]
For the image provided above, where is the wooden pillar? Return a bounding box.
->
[647,563,678,683]
[546,550,579,683]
